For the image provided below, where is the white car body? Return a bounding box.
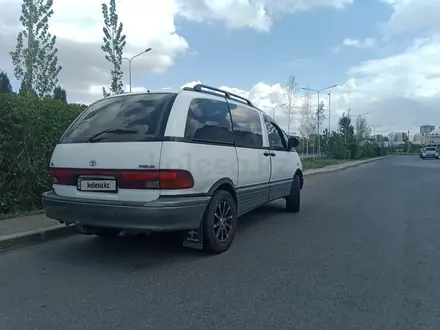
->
[421,147,439,159]
[43,84,303,253]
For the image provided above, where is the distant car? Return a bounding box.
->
[421,147,439,159]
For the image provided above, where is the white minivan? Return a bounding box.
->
[43,84,303,254]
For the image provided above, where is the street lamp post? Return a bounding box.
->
[262,103,286,121]
[123,47,152,92]
[328,91,331,133]
[300,84,338,156]
[370,124,381,138]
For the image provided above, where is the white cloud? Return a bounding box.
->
[342,37,376,48]
[381,0,440,34]
[174,0,354,32]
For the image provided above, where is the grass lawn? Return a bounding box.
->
[302,157,351,170]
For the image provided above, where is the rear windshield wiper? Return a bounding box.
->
[86,128,138,143]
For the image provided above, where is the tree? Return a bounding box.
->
[355,115,370,143]
[101,0,126,96]
[315,101,326,134]
[10,0,62,98]
[19,79,37,97]
[299,92,314,153]
[53,85,67,102]
[338,110,354,144]
[283,75,297,135]
[314,101,326,154]
[0,71,13,93]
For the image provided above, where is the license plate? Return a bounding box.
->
[78,179,117,192]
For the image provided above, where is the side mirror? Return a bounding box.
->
[288,136,299,149]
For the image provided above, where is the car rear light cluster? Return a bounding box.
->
[49,168,194,189]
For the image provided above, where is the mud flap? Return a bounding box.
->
[182,221,204,250]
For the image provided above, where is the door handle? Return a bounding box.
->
[263,151,270,156]
[270,152,276,156]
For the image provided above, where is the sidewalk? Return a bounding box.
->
[0,155,390,251]
[0,213,74,251]
[0,213,59,236]
[303,156,388,176]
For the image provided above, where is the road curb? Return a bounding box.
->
[304,155,392,177]
[0,224,76,252]
[0,156,392,252]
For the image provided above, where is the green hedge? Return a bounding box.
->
[0,94,85,214]
[329,143,388,160]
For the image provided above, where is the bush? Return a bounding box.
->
[0,94,85,214]
[329,144,349,159]
[347,143,362,159]
[377,147,388,156]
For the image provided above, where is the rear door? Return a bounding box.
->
[227,101,271,214]
[50,92,176,203]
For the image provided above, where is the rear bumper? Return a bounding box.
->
[42,191,210,232]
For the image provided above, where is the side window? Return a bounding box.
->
[229,104,263,148]
[184,98,234,144]
[264,118,287,150]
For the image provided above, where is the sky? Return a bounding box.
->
[0,0,439,135]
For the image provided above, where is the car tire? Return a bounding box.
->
[285,175,301,213]
[203,189,237,254]
[95,228,121,238]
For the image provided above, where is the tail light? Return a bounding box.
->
[50,168,76,185]
[49,168,194,189]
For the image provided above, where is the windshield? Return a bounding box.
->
[60,93,175,143]
[426,147,436,151]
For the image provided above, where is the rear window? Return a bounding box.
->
[426,147,436,151]
[184,98,234,144]
[229,104,263,148]
[60,93,175,143]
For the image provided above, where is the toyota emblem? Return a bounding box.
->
[89,160,97,167]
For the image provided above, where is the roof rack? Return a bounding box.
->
[183,84,254,107]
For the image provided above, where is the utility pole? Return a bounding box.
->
[407,129,410,153]
[370,125,381,141]
[317,92,320,154]
[300,84,338,156]
[123,47,152,92]
[328,91,331,133]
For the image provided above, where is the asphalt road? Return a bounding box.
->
[1,156,440,330]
